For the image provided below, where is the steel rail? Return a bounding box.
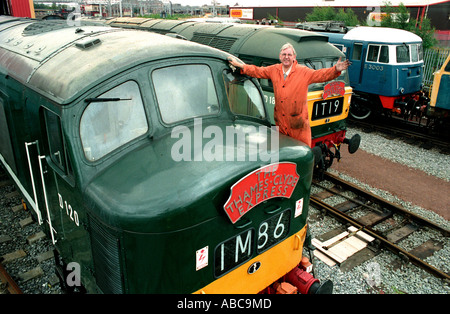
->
[310,196,450,281]
[321,172,450,237]
[0,262,22,294]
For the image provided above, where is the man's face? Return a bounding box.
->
[279,47,296,68]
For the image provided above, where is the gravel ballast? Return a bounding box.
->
[305,126,449,294]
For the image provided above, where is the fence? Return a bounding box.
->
[423,47,450,92]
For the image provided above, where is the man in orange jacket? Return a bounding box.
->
[228,43,350,147]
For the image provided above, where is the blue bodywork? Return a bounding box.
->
[320,28,423,102]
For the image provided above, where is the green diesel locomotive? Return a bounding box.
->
[0,16,327,293]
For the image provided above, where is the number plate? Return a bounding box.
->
[312,97,344,121]
[214,210,291,277]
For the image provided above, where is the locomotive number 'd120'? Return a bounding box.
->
[214,209,291,277]
[58,193,80,227]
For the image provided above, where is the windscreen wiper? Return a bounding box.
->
[84,98,132,103]
[305,59,316,70]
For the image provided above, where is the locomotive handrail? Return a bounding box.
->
[38,155,57,245]
[25,141,43,225]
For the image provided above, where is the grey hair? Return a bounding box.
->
[280,43,296,56]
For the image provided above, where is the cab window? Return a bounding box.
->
[411,44,423,62]
[367,44,389,63]
[333,44,344,52]
[304,59,322,70]
[223,70,265,119]
[44,110,67,171]
[152,64,220,124]
[418,44,423,61]
[379,45,389,63]
[367,45,380,62]
[396,45,410,63]
[306,58,347,92]
[259,62,274,91]
[42,108,74,180]
[80,81,148,161]
[0,98,17,173]
[352,43,363,61]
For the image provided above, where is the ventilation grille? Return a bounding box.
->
[90,217,123,294]
[75,37,101,49]
[150,29,168,35]
[191,33,236,52]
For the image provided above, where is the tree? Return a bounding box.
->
[305,6,336,22]
[380,2,437,49]
[335,8,361,26]
[381,2,410,29]
[305,7,362,26]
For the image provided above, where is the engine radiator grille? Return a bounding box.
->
[89,217,123,294]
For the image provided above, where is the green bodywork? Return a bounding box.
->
[0,17,314,293]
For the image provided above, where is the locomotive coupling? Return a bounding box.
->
[285,267,333,294]
[344,134,361,154]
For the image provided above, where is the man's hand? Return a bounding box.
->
[335,57,351,72]
[228,56,245,69]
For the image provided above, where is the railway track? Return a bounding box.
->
[348,118,450,155]
[0,262,22,294]
[0,167,61,294]
[310,171,450,283]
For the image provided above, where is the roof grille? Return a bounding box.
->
[191,33,236,52]
[209,37,236,52]
[191,33,214,46]
[23,20,69,36]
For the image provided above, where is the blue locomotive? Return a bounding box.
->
[322,27,424,120]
